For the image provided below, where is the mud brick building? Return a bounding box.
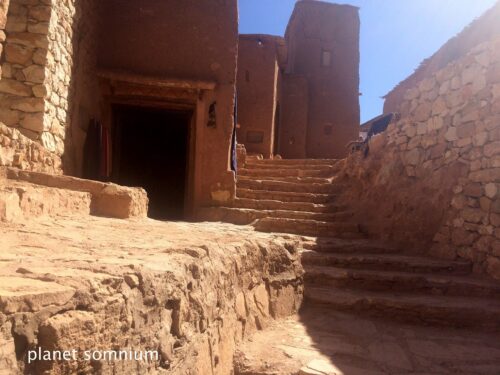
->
[237,1,360,159]
[0,0,238,220]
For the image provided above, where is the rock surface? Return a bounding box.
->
[0,215,303,374]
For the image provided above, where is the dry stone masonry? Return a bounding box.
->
[337,37,500,280]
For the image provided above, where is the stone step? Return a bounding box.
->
[238,167,337,178]
[304,286,500,329]
[247,159,339,166]
[301,250,472,275]
[231,198,344,213]
[238,179,343,194]
[236,189,336,204]
[254,217,363,238]
[245,162,340,171]
[299,238,400,254]
[197,207,353,226]
[238,175,332,184]
[304,265,500,298]
[4,167,148,219]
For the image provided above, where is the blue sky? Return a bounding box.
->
[238,0,498,123]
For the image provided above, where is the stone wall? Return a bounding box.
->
[41,0,77,157]
[338,37,500,279]
[0,121,61,172]
[0,0,76,158]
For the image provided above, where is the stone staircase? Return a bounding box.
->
[198,158,363,238]
[199,158,500,331]
[301,237,500,330]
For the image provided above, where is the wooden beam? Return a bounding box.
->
[97,69,217,91]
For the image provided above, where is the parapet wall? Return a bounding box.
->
[339,38,500,279]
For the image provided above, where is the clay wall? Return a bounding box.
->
[97,0,238,209]
[279,74,309,159]
[0,0,239,211]
[338,37,500,279]
[236,35,280,158]
[285,0,360,159]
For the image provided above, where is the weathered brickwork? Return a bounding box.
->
[340,38,500,279]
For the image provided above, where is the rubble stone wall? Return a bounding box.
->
[0,0,89,164]
[0,0,51,144]
[339,38,500,279]
[0,122,61,173]
[41,0,77,157]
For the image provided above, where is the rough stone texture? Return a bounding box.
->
[0,215,303,374]
[338,38,500,279]
[0,122,61,173]
[0,0,51,145]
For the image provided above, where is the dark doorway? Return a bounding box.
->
[112,105,191,220]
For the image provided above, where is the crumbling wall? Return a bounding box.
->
[339,38,500,279]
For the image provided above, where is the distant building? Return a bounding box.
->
[237,0,360,159]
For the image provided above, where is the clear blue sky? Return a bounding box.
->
[239,0,498,123]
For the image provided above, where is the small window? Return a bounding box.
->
[324,124,333,135]
[245,70,250,82]
[246,131,264,144]
[321,50,332,67]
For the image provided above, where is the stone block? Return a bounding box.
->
[0,78,32,96]
[4,43,32,65]
[23,64,45,83]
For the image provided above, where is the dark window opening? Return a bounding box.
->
[111,105,191,220]
[245,70,250,82]
[246,131,264,144]
[207,102,217,128]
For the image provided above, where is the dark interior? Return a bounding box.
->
[112,105,191,220]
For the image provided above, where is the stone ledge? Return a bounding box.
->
[0,216,304,374]
[4,167,148,219]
